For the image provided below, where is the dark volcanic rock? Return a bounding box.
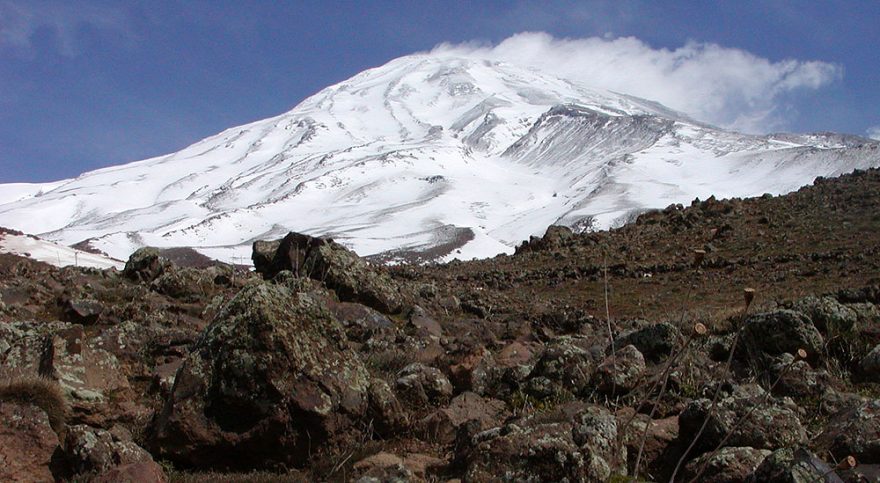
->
[593,344,646,394]
[746,447,834,483]
[62,297,104,325]
[150,281,371,470]
[678,384,807,453]
[65,424,163,478]
[617,321,681,361]
[740,310,824,362]
[792,296,858,332]
[395,363,453,405]
[684,446,771,483]
[862,344,880,382]
[420,392,508,444]
[0,401,61,483]
[525,336,597,399]
[252,232,404,314]
[814,399,880,463]
[464,403,624,482]
[123,247,170,283]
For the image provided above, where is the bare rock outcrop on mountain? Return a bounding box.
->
[252,232,405,314]
[150,281,372,469]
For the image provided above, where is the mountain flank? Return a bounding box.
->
[0,54,877,263]
[1,168,879,481]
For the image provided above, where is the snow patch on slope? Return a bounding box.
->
[0,232,124,270]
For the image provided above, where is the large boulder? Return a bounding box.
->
[0,321,131,426]
[617,411,679,480]
[0,401,61,483]
[617,321,681,361]
[525,336,597,399]
[746,447,835,483]
[814,399,880,463]
[678,384,807,453]
[395,363,453,405]
[791,296,858,332]
[683,446,771,483]
[593,344,646,394]
[122,247,170,283]
[65,424,165,480]
[739,310,824,362]
[252,232,404,314]
[420,392,508,444]
[464,403,625,482]
[150,282,372,470]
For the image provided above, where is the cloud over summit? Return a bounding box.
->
[431,32,842,133]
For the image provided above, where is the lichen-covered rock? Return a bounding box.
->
[679,384,807,453]
[366,378,408,437]
[65,424,162,477]
[62,297,104,325]
[0,401,61,483]
[456,341,539,400]
[814,399,880,463]
[0,320,70,379]
[122,247,169,283]
[464,403,624,482]
[0,321,131,425]
[395,363,453,405]
[766,353,834,398]
[328,300,396,343]
[420,392,508,444]
[792,295,858,332]
[352,452,444,481]
[304,238,404,314]
[150,266,214,300]
[526,336,597,399]
[617,410,679,480]
[151,281,371,470]
[746,447,832,483]
[683,446,771,483]
[593,344,645,394]
[740,310,824,361]
[251,239,283,276]
[252,232,404,314]
[617,321,681,361]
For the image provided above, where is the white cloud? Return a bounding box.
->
[868,126,880,141]
[0,1,130,57]
[430,32,842,133]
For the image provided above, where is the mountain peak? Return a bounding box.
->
[0,53,877,264]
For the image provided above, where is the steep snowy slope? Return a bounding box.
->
[1,54,878,263]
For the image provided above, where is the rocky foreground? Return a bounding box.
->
[1,169,880,482]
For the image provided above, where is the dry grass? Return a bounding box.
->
[0,374,68,434]
[168,470,309,483]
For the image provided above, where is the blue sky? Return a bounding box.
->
[1,1,878,183]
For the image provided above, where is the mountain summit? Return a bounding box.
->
[1,54,878,262]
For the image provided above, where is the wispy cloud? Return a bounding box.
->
[431,32,842,133]
[868,126,880,141]
[0,0,131,57]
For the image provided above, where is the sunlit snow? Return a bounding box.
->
[0,54,877,264]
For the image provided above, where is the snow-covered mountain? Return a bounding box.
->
[1,54,878,264]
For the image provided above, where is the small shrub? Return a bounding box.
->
[365,350,413,378]
[0,375,68,434]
